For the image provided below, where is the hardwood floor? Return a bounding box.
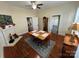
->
[22,32,64,58]
[4,33,64,58]
[49,33,64,58]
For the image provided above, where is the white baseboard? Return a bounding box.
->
[18,31,28,36]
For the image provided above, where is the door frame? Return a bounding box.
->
[48,15,60,34]
[53,15,60,34]
[26,16,38,32]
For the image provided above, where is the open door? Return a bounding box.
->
[26,17,33,32]
[32,17,38,30]
[43,17,48,32]
[26,17,38,32]
[48,15,60,34]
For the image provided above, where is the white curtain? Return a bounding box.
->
[74,7,79,23]
[74,7,79,58]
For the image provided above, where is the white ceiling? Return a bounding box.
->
[3,1,76,9]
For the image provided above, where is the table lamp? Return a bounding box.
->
[70,23,79,43]
[71,23,79,34]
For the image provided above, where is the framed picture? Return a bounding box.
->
[0,15,13,25]
[0,15,6,24]
[4,15,13,25]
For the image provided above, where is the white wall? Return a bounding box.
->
[0,2,36,35]
[1,2,79,35]
[0,30,5,58]
[37,2,79,35]
[0,2,37,58]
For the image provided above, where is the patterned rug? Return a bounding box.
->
[25,37,55,58]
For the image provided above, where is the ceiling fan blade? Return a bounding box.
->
[31,1,36,3]
[37,6,40,9]
[37,4,43,6]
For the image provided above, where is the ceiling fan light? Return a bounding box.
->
[32,3,36,9]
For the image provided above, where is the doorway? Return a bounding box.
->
[26,17,33,32]
[43,17,48,32]
[48,15,60,34]
[26,17,38,32]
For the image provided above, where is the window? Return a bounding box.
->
[74,8,79,23]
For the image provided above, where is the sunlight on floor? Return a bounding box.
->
[36,55,40,58]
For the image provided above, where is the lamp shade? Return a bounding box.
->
[72,23,77,30]
[72,23,79,31]
[77,24,79,31]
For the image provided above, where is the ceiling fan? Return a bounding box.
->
[26,1,43,9]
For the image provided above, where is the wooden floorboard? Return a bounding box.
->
[4,33,64,58]
[21,33,64,58]
[48,33,64,58]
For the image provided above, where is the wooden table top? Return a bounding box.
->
[28,30,51,40]
[64,34,78,47]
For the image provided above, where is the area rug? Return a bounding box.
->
[25,37,55,58]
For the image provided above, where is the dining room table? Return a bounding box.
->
[28,30,51,46]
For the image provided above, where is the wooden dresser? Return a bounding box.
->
[61,34,78,58]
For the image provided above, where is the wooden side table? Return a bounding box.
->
[61,34,78,58]
[64,34,78,47]
[61,43,77,58]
